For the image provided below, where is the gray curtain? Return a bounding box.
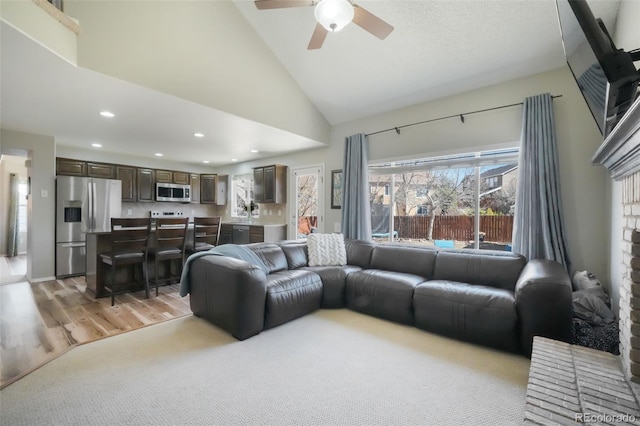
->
[6,173,19,257]
[512,93,571,271]
[341,134,372,240]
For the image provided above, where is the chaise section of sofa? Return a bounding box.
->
[185,239,572,356]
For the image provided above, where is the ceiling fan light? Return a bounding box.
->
[314,0,354,32]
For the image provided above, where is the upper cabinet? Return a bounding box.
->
[56,158,87,177]
[56,157,221,204]
[190,174,200,204]
[116,166,137,202]
[253,165,287,203]
[200,174,227,205]
[136,168,155,203]
[87,162,116,179]
[156,170,190,185]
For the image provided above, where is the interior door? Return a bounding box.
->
[289,165,323,239]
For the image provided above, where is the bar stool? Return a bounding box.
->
[186,216,221,255]
[148,217,188,296]
[101,218,151,306]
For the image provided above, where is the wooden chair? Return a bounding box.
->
[186,216,221,254]
[101,218,151,306]
[148,217,188,296]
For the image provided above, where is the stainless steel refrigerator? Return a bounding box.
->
[56,176,122,278]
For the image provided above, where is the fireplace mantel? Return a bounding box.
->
[592,96,640,181]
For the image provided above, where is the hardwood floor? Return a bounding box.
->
[0,276,191,389]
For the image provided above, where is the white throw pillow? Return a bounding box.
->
[307,233,347,266]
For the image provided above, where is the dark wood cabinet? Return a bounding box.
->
[253,165,286,203]
[200,174,217,204]
[87,162,116,179]
[155,170,173,183]
[190,174,200,204]
[253,167,264,203]
[116,166,136,202]
[173,172,189,185]
[219,224,233,245]
[249,226,264,243]
[56,158,87,176]
[137,168,155,202]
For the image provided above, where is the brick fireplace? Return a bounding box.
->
[620,172,640,382]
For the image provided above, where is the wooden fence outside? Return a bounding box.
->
[394,215,513,243]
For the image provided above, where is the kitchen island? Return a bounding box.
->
[86,223,287,298]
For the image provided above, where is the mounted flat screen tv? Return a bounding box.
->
[556,0,639,137]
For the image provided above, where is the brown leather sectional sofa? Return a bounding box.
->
[187,239,573,356]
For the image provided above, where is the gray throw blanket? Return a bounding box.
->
[179,244,268,297]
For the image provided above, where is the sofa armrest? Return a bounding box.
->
[515,259,572,356]
[189,255,267,340]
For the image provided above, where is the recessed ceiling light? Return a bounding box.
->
[250,149,259,153]
[100,111,115,118]
[155,153,163,157]
[202,160,210,164]
[231,158,238,162]
[91,143,102,148]
[194,133,204,138]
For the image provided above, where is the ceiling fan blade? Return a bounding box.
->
[352,5,394,40]
[308,23,328,50]
[254,0,312,10]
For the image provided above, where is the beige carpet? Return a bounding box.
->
[0,309,530,425]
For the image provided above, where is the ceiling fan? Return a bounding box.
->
[254,0,394,50]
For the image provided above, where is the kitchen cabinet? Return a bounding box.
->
[219,224,233,245]
[56,158,87,176]
[200,174,217,204]
[137,168,155,202]
[155,170,173,183]
[219,223,286,245]
[200,174,227,205]
[173,172,189,185]
[116,166,136,202]
[87,162,116,179]
[190,174,200,204]
[253,165,286,203]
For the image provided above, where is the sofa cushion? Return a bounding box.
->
[264,270,323,329]
[248,243,288,274]
[413,280,519,352]
[433,250,526,291]
[345,239,376,268]
[303,265,362,308]
[307,233,347,266]
[278,240,309,269]
[346,270,424,325]
[369,245,437,279]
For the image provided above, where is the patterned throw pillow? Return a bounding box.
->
[307,233,347,266]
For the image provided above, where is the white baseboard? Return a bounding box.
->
[29,276,56,283]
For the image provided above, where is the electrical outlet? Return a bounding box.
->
[127,209,132,216]
[278,210,282,216]
[40,189,48,198]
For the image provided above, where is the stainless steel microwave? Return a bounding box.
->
[156,183,191,202]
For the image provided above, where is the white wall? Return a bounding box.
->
[217,67,610,282]
[609,0,640,316]
[0,128,56,281]
[63,1,330,145]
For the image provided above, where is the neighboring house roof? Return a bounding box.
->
[480,164,518,179]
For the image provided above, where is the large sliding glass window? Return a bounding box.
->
[369,147,518,250]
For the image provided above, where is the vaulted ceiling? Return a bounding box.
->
[0,0,622,166]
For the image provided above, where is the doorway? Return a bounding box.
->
[0,155,28,284]
[289,165,324,239]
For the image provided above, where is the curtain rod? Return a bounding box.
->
[365,94,563,137]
